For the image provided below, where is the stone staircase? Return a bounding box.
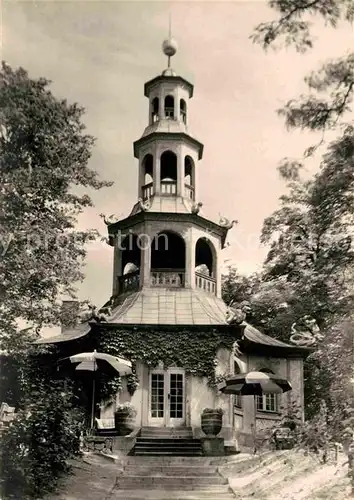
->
[109,456,236,499]
[133,427,203,456]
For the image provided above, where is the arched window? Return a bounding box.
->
[184,156,195,200]
[151,231,186,287]
[160,151,177,195]
[256,368,278,413]
[195,238,215,277]
[119,234,141,294]
[164,95,174,119]
[151,97,159,123]
[180,99,187,123]
[195,238,216,294]
[141,154,154,200]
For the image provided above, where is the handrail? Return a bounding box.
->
[195,272,216,295]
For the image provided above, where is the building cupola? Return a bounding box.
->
[133,37,203,209]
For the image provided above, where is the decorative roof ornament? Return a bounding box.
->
[226,300,251,325]
[138,197,151,212]
[191,201,203,215]
[289,316,324,347]
[77,302,112,324]
[99,213,120,225]
[219,215,238,230]
[161,13,178,76]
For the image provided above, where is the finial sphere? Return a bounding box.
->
[162,37,178,57]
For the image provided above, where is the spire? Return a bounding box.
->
[161,13,178,76]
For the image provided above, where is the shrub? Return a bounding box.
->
[0,381,85,499]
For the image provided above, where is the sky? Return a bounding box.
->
[2,1,353,322]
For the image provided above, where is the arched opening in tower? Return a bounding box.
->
[119,234,141,294]
[180,99,187,123]
[160,151,177,196]
[151,97,159,123]
[164,95,174,119]
[141,154,153,200]
[150,231,186,287]
[195,238,216,294]
[184,156,195,200]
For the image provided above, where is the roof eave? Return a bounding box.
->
[239,338,312,359]
[144,76,194,98]
[133,132,204,160]
[106,212,228,245]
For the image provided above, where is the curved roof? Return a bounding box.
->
[240,322,311,356]
[243,323,297,349]
[106,287,228,325]
[36,291,309,357]
[36,320,91,345]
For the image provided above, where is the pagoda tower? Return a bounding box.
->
[39,36,309,454]
[109,37,231,304]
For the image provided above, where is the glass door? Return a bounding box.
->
[168,371,185,426]
[149,371,165,426]
[149,369,185,427]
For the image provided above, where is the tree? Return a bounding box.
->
[0,62,112,498]
[250,0,354,429]
[222,268,303,341]
[250,0,354,329]
[0,62,112,352]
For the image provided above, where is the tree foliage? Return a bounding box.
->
[0,62,112,497]
[252,0,354,53]
[223,0,354,439]
[0,62,112,351]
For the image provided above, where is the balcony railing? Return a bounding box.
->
[164,107,175,119]
[142,182,154,201]
[118,270,140,294]
[150,269,185,288]
[184,184,195,200]
[161,180,177,196]
[195,272,216,295]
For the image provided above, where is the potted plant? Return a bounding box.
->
[201,407,224,437]
[114,403,137,435]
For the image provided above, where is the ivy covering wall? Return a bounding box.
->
[96,327,238,402]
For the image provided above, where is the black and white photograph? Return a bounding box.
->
[1,0,353,498]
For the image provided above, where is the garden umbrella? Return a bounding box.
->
[58,350,132,428]
[217,371,292,453]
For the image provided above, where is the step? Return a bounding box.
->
[123,465,218,476]
[135,443,201,449]
[137,437,199,443]
[134,450,203,456]
[115,477,229,489]
[140,430,193,438]
[124,456,212,465]
[141,427,193,432]
[109,489,235,499]
[134,444,202,449]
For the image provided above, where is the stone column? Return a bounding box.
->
[154,146,161,196]
[138,155,143,199]
[175,90,180,121]
[112,245,123,296]
[176,144,183,197]
[141,224,152,287]
[184,228,193,288]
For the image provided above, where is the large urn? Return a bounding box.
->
[201,408,223,437]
